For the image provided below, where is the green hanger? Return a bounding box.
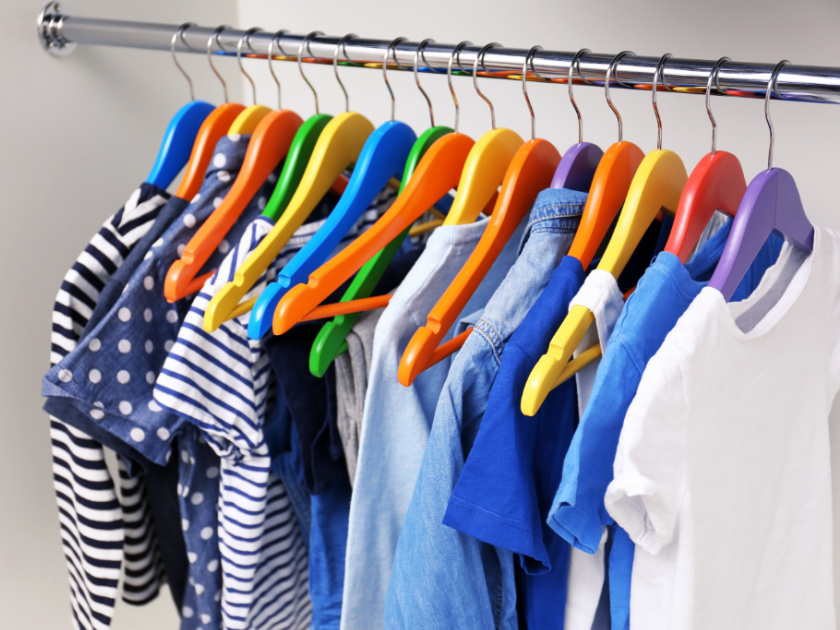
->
[262,113,334,220]
[308,124,453,377]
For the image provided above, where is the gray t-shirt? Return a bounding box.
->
[334,307,384,485]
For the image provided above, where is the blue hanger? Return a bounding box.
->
[147,23,215,190]
[248,119,416,338]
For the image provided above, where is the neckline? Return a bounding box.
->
[708,229,817,340]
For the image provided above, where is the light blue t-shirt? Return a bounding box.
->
[548,219,783,629]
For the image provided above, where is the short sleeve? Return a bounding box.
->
[603,345,689,555]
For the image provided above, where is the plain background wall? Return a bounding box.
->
[3,0,840,627]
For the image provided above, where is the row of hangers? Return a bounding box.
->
[142,25,814,416]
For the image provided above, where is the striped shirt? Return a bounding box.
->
[154,189,393,629]
[48,183,170,630]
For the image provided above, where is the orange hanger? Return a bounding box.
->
[398,45,561,386]
[567,51,645,270]
[664,57,746,261]
[272,41,486,335]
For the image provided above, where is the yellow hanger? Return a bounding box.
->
[227,28,272,134]
[522,53,688,416]
[204,33,374,332]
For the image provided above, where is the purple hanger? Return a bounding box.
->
[708,60,814,301]
[549,49,603,193]
[551,141,603,192]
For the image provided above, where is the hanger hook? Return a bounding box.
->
[706,56,730,155]
[414,38,436,127]
[522,46,543,141]
[332,33,357,113]
[766,59,790,169]
[237,27,262,106]
[651,53,673,150]
[382,37,407,122]
[568,49,593,143]
[171,23,196,101]
[207,25,232,103]
[268,30,288,109]
[447,41,472,133]
[298,31,323,114]
[605,50,635,142]
[474,42,502,130]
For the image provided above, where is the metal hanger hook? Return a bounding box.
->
[298,31,324,114]
[383,37,407,122]
[447,41,472,133]
[605,50,635,142]
[414,38,436,127]
[171,22,196,101]
[207,25,232,103]
[474,42,502,130]
[333,33,357,113]
[706,56,730,154]
[522,45,543,141]
[237,27,262,106]
[652,53,673,150]
[562,49,593,143]
[268,29,288,109]
[766,59,790,169]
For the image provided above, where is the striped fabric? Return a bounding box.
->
[154,189,393,629]
[49,184,170,630]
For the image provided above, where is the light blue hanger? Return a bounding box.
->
[146,23,215,189]
[249,37,416,339]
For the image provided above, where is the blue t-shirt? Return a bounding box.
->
[548,219,783,629]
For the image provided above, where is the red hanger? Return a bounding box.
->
[664,58,746,261]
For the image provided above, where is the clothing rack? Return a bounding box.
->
[36,2,840,105]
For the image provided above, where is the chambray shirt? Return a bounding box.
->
[385,188,585,629]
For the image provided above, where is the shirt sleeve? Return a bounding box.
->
[603,344,689,555]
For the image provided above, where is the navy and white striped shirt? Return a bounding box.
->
[48,183,169,630]
[154,189,393,629]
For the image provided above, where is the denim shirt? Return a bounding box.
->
[385,188,585,629]
[341,213,524,630]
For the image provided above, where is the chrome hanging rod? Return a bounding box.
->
[36,3,840,104]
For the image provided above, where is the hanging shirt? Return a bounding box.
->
[46,182,169,630]
[153,187,395,630]
[385,188,584,629]
[333,307,385,485]
[605,227,840,630]
[43,135,278,629]
[549,220,782,630]
[340,212,522,630]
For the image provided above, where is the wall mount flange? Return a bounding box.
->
[37,2,76,57]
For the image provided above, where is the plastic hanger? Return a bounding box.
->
[523,53,687,415]
[708,60,813,300]
[665,57,747,261]
[307,38,456,377]
[257,37,417,321]
[146,23,215,191]
[164,31,304,302]
[174,25,247,202]
[398,45,560,386]
[269,41,484,338]
[550,49,604,193]
[194,32,374,335]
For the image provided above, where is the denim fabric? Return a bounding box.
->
[341,211,526,630]
[548,220,783,630]
[385,188,585,630]
[43,135,270,469]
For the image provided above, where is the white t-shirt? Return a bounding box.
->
[605,226,840,630]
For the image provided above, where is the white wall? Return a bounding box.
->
[3,0,840,627]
